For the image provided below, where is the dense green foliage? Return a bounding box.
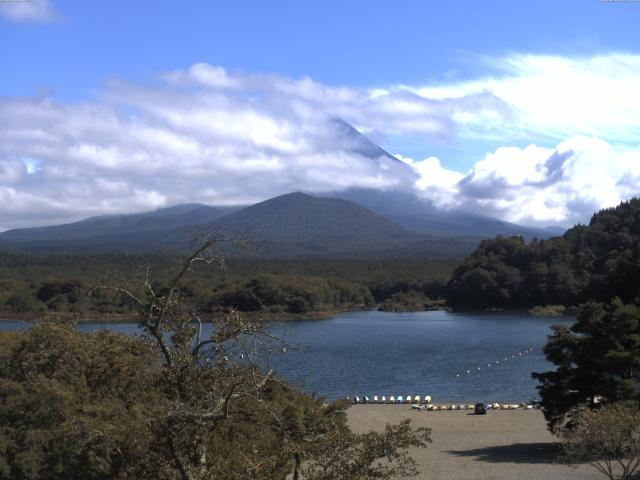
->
[0,323,398,480]
[532,299,640,431]
[0,324,164,479]
[0,254,453,319]
[446,198,640,309]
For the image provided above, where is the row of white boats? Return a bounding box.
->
[347,395,537,411]
[348,395,432,404]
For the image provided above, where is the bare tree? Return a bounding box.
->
[90,235,288,480]
[85,234,431,480]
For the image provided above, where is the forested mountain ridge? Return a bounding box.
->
[445,198,640,309]
[0,193,481,259]
[0,204,236,246]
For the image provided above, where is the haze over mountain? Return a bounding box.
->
[0,204,238,247]
[326,188,563,238]
[0,190,561,258]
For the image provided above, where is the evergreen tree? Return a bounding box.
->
[533,299,640,431]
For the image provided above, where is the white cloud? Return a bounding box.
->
[0,0,57,23]
[409,135,640,227]
[408,53,640,145]
[396,154,463,208]
[2,54,640,230]
[0,72,422,229]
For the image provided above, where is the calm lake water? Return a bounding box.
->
[0,310,570,403]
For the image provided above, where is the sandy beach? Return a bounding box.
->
[347,405,601,480]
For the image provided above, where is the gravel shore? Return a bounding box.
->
[347,405,601,480]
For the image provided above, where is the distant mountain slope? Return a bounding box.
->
[0,204,236,247]
[211,192,406,242]
[0,192,481,259]
[328,188,560,238]
[330,118,405,165]
[161,192,457,257]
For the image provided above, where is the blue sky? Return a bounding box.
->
[1,0,640,229]
[3,0,639,99]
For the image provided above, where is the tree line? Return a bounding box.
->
[446,198,640,309]
[0,255,452,319]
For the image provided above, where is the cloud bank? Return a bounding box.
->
[402,136,640,227]
[1,53,640,230]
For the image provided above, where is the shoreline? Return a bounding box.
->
[0,304,455,324]
[0,308,356,324]
[0,304,571,325]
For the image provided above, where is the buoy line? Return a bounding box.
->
[454,346,535,378]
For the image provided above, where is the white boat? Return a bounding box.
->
[389,396,395,404]
[411,404,426,410]
[373,395,379,403]
[381,395,387,403]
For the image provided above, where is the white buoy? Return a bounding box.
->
[456,373,460,377]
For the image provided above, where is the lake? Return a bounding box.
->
[0,310,570,403]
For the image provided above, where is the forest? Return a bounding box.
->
[446,198,640,310]
[0,254,452,320]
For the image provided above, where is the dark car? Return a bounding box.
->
[474,402,487,415]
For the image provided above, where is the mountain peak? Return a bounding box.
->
[209,191,408,246]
